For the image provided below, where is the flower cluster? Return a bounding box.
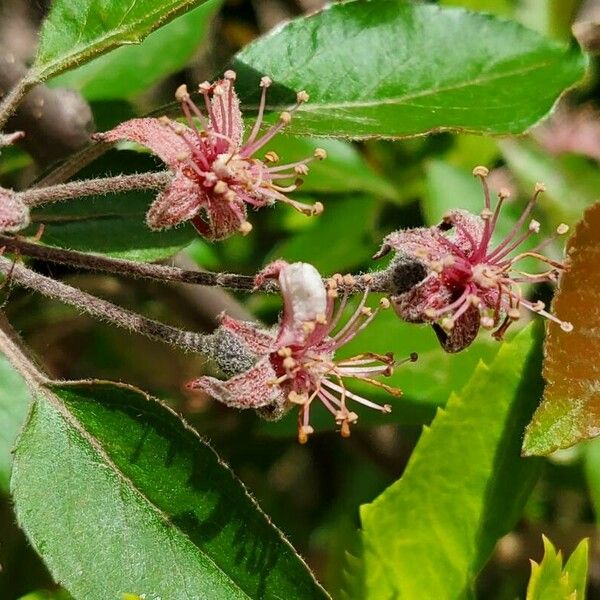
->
[188,260,415,443]
[376,166,572,352]
[95,71,326,240]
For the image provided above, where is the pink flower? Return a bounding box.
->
[377,166,572,352]
[94,71,326,240]
[188,260,415,443]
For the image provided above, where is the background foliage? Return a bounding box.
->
[0,0,599,598]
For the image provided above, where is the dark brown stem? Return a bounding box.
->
[0,235,390,294]
[0,255,208,353]
[18,171,173,207]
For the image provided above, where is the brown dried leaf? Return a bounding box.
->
[523,202,600,455]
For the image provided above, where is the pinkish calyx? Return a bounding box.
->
[95,71,326,240]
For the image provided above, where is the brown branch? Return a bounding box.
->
[0,234,390,294]
[0,255,208,354]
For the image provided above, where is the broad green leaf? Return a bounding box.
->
[264,137,399,201]
[523,203,600,455]
[439,0,513,17]
[0,355,31,494]
[526,536,588,600]
[354,326,542,599]
[12,379,328,599]
[30,150,195,261]
[51,0,222,100]
[501,140,600,228]
[32,0,211,83]
[232,2,586,139]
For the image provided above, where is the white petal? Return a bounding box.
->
[280,262,327,323]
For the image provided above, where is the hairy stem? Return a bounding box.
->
[0,75,32,130]
[0,235,390,293]
[18,171,173,207]
[0,255,208,353]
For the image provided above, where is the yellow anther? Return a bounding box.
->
[311,201,324,215]
[508,308,521,320]
[296,90,309,103]
[175,84,190,102]
[560,321,574,332]
[343,274,355,286]
[379,297,391,309]
[239,221,253,235]
[480,208,493,220]
[198,81,212,93]
[279,111,292,124]
[260,76,272,88]
[316,313,327,325]
[224,69,236,80]
[360,307,373,317]
[528,219,541,233]
[314,148,327,160]
[294,164,309,175]
[213,84,225,96]
[298,425,314,444]
[277,347,293,357]
[283,357,296,370]
[441,317,455,332]
[303,321,316,333]
[534,182,546,193]
[472,165,489,177]
[214,181,228,194]
[498,187,511,199]
[288,391,308,405]
[264,151,279,163]
[480,316,495,329]
[557,223,569,235]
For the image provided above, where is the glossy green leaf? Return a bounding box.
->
[526,536,588,600]
[522,203,600,455]
[501,140,600,228]
[264,137,399,201]
[11,380,328,599]
[30,150,195,261]
[33,0,211,82]
[0,355,31,494]
[51,0,222,100]
[353,326,542,599]
[233,2,586,139]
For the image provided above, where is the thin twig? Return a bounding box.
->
[0,235,389,293]
[0,255,208,354]
[18,171,173,207]
[0,75,32,130]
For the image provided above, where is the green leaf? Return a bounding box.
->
[500,140,600,228]
[264,137,399,201]
[12,380,328,599]
[233,2,586,139]
[526,536,588,600]
[33,0,211,82]
[353,325,543,599]
[30,150,196,261]
[266,195,377,274]
[522,203,600,455]
[50,0,222,100]
[0,354,31,494]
